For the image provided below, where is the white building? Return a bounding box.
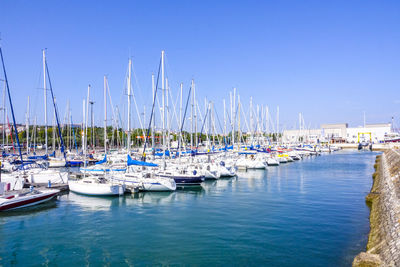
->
[321,123,348,142]
[282,122,393,144]
[346,123,391,143]
[282,129,322,143]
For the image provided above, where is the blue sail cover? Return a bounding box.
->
[219,145,233,151]
[95,154,107,165]
[2,151,20,157]
[28,154,49,160]
[127,155,158,167]
[154,150,171,157]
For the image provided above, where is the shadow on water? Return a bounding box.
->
[0,198,58,218]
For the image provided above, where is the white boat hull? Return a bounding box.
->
[0,188,59,211]
[68,180,124,196]
[116,175,176,192]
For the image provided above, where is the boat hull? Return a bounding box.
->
[115,176,176,192]
[157,175,204,187]
[0,189,59,211]
[68,180,124,196]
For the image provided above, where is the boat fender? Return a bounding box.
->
[193,170,197,175]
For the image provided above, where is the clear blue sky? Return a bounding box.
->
[1,0,400,131]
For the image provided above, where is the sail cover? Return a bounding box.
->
[127,155,158,167]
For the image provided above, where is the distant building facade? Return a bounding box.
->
[346,123,391,143]
[282,122,392,143]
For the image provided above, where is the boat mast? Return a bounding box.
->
[43,49,48,155]
[299,112,302,143]
[256,104,260,145]
[26,96,30,154]
[238,95,241,144]
[82,99,85,153]
[250,97,253,145]
[143,105,146,148]
[211,102,214,147]
[190,79,194,150]
[86,85,90,155]
[104,75,107,154]
[127,59,132,153]
[223,99,226,144]
[166,77,170,153]
[180,83,183,138]
[179,82,183,160]
[211,102,214,148]
[68,101,72,150]
[261,105,264,144]
[233,88,236,147]
[194,82,197,148]
[33,116,37,153]
[52,105,56,153]
[90,101,94,150]
[2,80,5,148]
[204,98,208,148]
[266,105,269,143]
[0,47,23,163]
[276,106,279,143]
[161,50,165,164]
[151,73,155,150]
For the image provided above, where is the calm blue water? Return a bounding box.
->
[0,150,378,266]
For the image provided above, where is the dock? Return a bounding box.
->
[330,143,400,151]
[26,183,70,193]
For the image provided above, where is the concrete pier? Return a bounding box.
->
[333,143,400,151]
[353,149,400,266]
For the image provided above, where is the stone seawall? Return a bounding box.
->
[353,149,400,266]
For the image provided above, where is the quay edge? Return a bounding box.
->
[353,149,400,267]
[331,143,400,151]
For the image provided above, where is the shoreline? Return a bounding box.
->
[353,150,400,266]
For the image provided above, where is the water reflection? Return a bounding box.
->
[201,177,237,194]
[237,169,265,179]
[0,199,58,218]
[63,187,209,211]
[128,192,176,205]
[63,192,119,211]
[237,169,266,190]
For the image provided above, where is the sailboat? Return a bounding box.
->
[68,175,125,196]
[112,155,176,192]
[15,50,69,184]
[43,50,67,168]
[0,46,60,211]
[68,85,126,196]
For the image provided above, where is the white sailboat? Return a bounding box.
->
[68,176,125,196]
[0,46,60,211]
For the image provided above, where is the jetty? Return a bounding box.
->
[353,149,400,266]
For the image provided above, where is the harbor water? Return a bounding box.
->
[0,150,378,266]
